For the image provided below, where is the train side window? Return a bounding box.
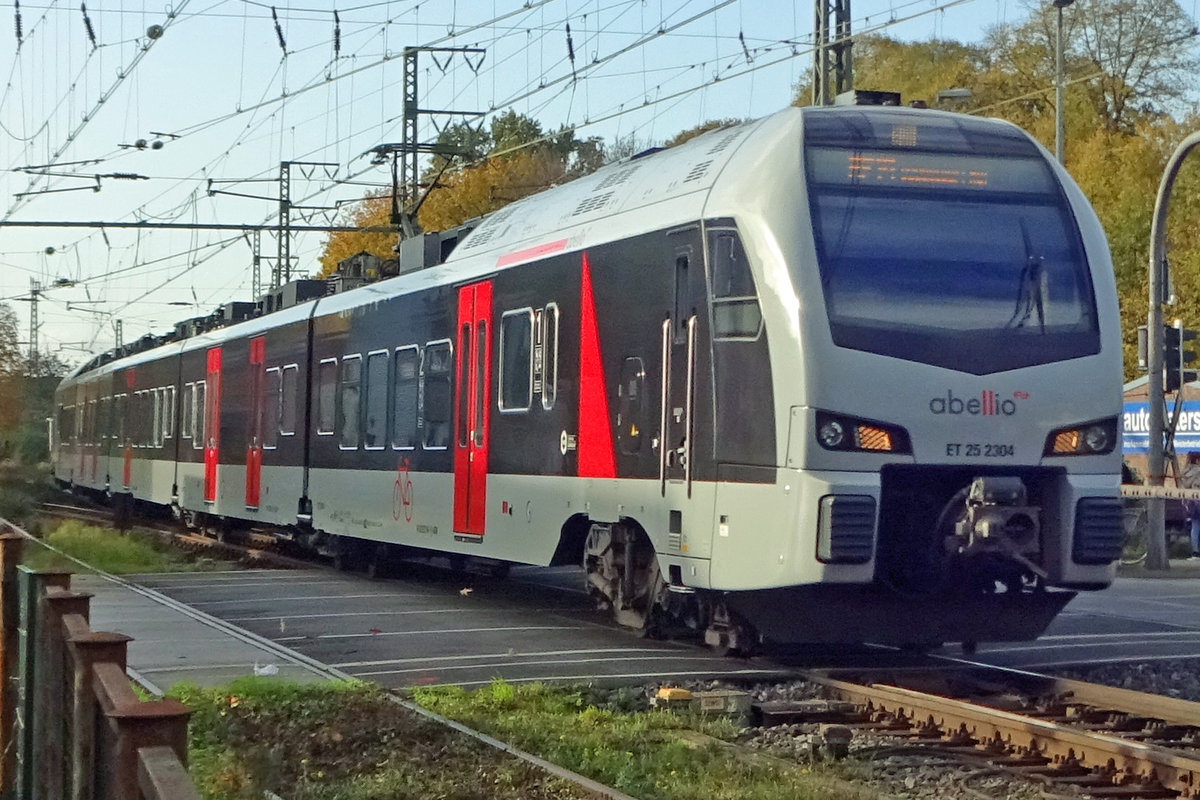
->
[542,303,559,410]
[130,394,140,448]
[164,386,175,440]
[499,308,534,413]
[674,252,691,344]
[709,230,762,340]
[618,357,646,454]
[263,368,281,449]
[474,322,487,446]
[148,389,159,448]
[280,365,298,436]
[100,396,111,441]
[181,383,193,440]
[363,350,388,450]
[392,346,420,450]
[456,325,471,447]
[114,395,125,444]
[422,340,453,450]
[192,383,205,450]
[339,355,362,450]
[316,358,338,436]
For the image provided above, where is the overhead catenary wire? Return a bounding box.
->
[4,0,1038,355]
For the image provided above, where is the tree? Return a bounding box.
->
[664,119,743,148]
[0,305,23,432]
[316,193,396,279]
[999,0,1200,132]
[417,148,569,233]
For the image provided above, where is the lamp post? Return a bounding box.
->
[1053,0,1076,163]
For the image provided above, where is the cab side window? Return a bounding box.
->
[709,230,762,340]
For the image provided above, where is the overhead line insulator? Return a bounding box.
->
[272,6,287,53]
[82,3,98,50]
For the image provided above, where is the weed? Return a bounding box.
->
[21,519,205,574]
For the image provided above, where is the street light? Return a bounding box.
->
[1053,0,1076,163]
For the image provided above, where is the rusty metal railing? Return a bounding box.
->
[0,527,202,800]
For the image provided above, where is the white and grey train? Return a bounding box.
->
[52,104,1124,652]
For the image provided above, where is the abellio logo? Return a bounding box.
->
[929,390,1028,416]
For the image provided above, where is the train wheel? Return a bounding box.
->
[703,602,758,658]
[583,522,667,634]
[332,537,364,572]
[365,544,393,580]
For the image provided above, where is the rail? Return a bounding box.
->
[0,524,202,800]
[799,671,1199,798]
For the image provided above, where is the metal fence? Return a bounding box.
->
[0,528,202,800]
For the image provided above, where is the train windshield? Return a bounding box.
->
[804,110,1100,375]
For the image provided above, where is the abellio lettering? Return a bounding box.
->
[929,390,1019,416]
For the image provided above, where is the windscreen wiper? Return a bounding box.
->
[1005,221,1046,332]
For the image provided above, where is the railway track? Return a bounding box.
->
[758,663,1200,798]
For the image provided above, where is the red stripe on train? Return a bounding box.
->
[577,253,616,478]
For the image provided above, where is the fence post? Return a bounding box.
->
[0,532,23,800]
[43,590,92,800]
[16,568,71,800]
[92,661,191,800]
[64,628,130,800]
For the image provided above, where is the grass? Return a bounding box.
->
[171,678,595,800]
[167,677,876,800]
[21,519,217,574]
[413,680,873,800]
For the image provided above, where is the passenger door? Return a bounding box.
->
[453,281,493,535]
[661,229,704,496]
[245,336,265,509]
[204,347,222,504]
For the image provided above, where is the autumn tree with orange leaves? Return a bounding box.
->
[317,111,608,277]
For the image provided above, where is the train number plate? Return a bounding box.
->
[945,443,1015,458]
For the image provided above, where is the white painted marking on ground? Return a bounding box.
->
[444,668,783,688]
[275,625,582,642]
[349,654,734,678]
[136,579,349,591]
[1009,651,1200,668]
[982,634,1200,655]
[226,607,561,622]
[188,593,423,606]
[333,647,671,669]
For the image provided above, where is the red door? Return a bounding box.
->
[452,281,492,535]
[245,337,265,508]
[204,347,222,504]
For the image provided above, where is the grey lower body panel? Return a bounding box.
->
[724,584,1075,645]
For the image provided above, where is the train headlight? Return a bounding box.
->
[815,411,911,454]
[1044,418,1118,456]
[818,420,846,448]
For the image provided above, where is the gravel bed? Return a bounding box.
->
[1049,657,1200,701]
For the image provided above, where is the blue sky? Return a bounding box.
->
[0,0,1158,358]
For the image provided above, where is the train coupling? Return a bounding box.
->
[950,477,1046,578]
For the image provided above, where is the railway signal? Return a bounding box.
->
[1163,321,1198,391]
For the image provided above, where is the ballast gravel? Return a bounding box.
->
[622,665,1200,800]
[1050,657,1200,702]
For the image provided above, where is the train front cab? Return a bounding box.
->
[704,107,1124,647]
